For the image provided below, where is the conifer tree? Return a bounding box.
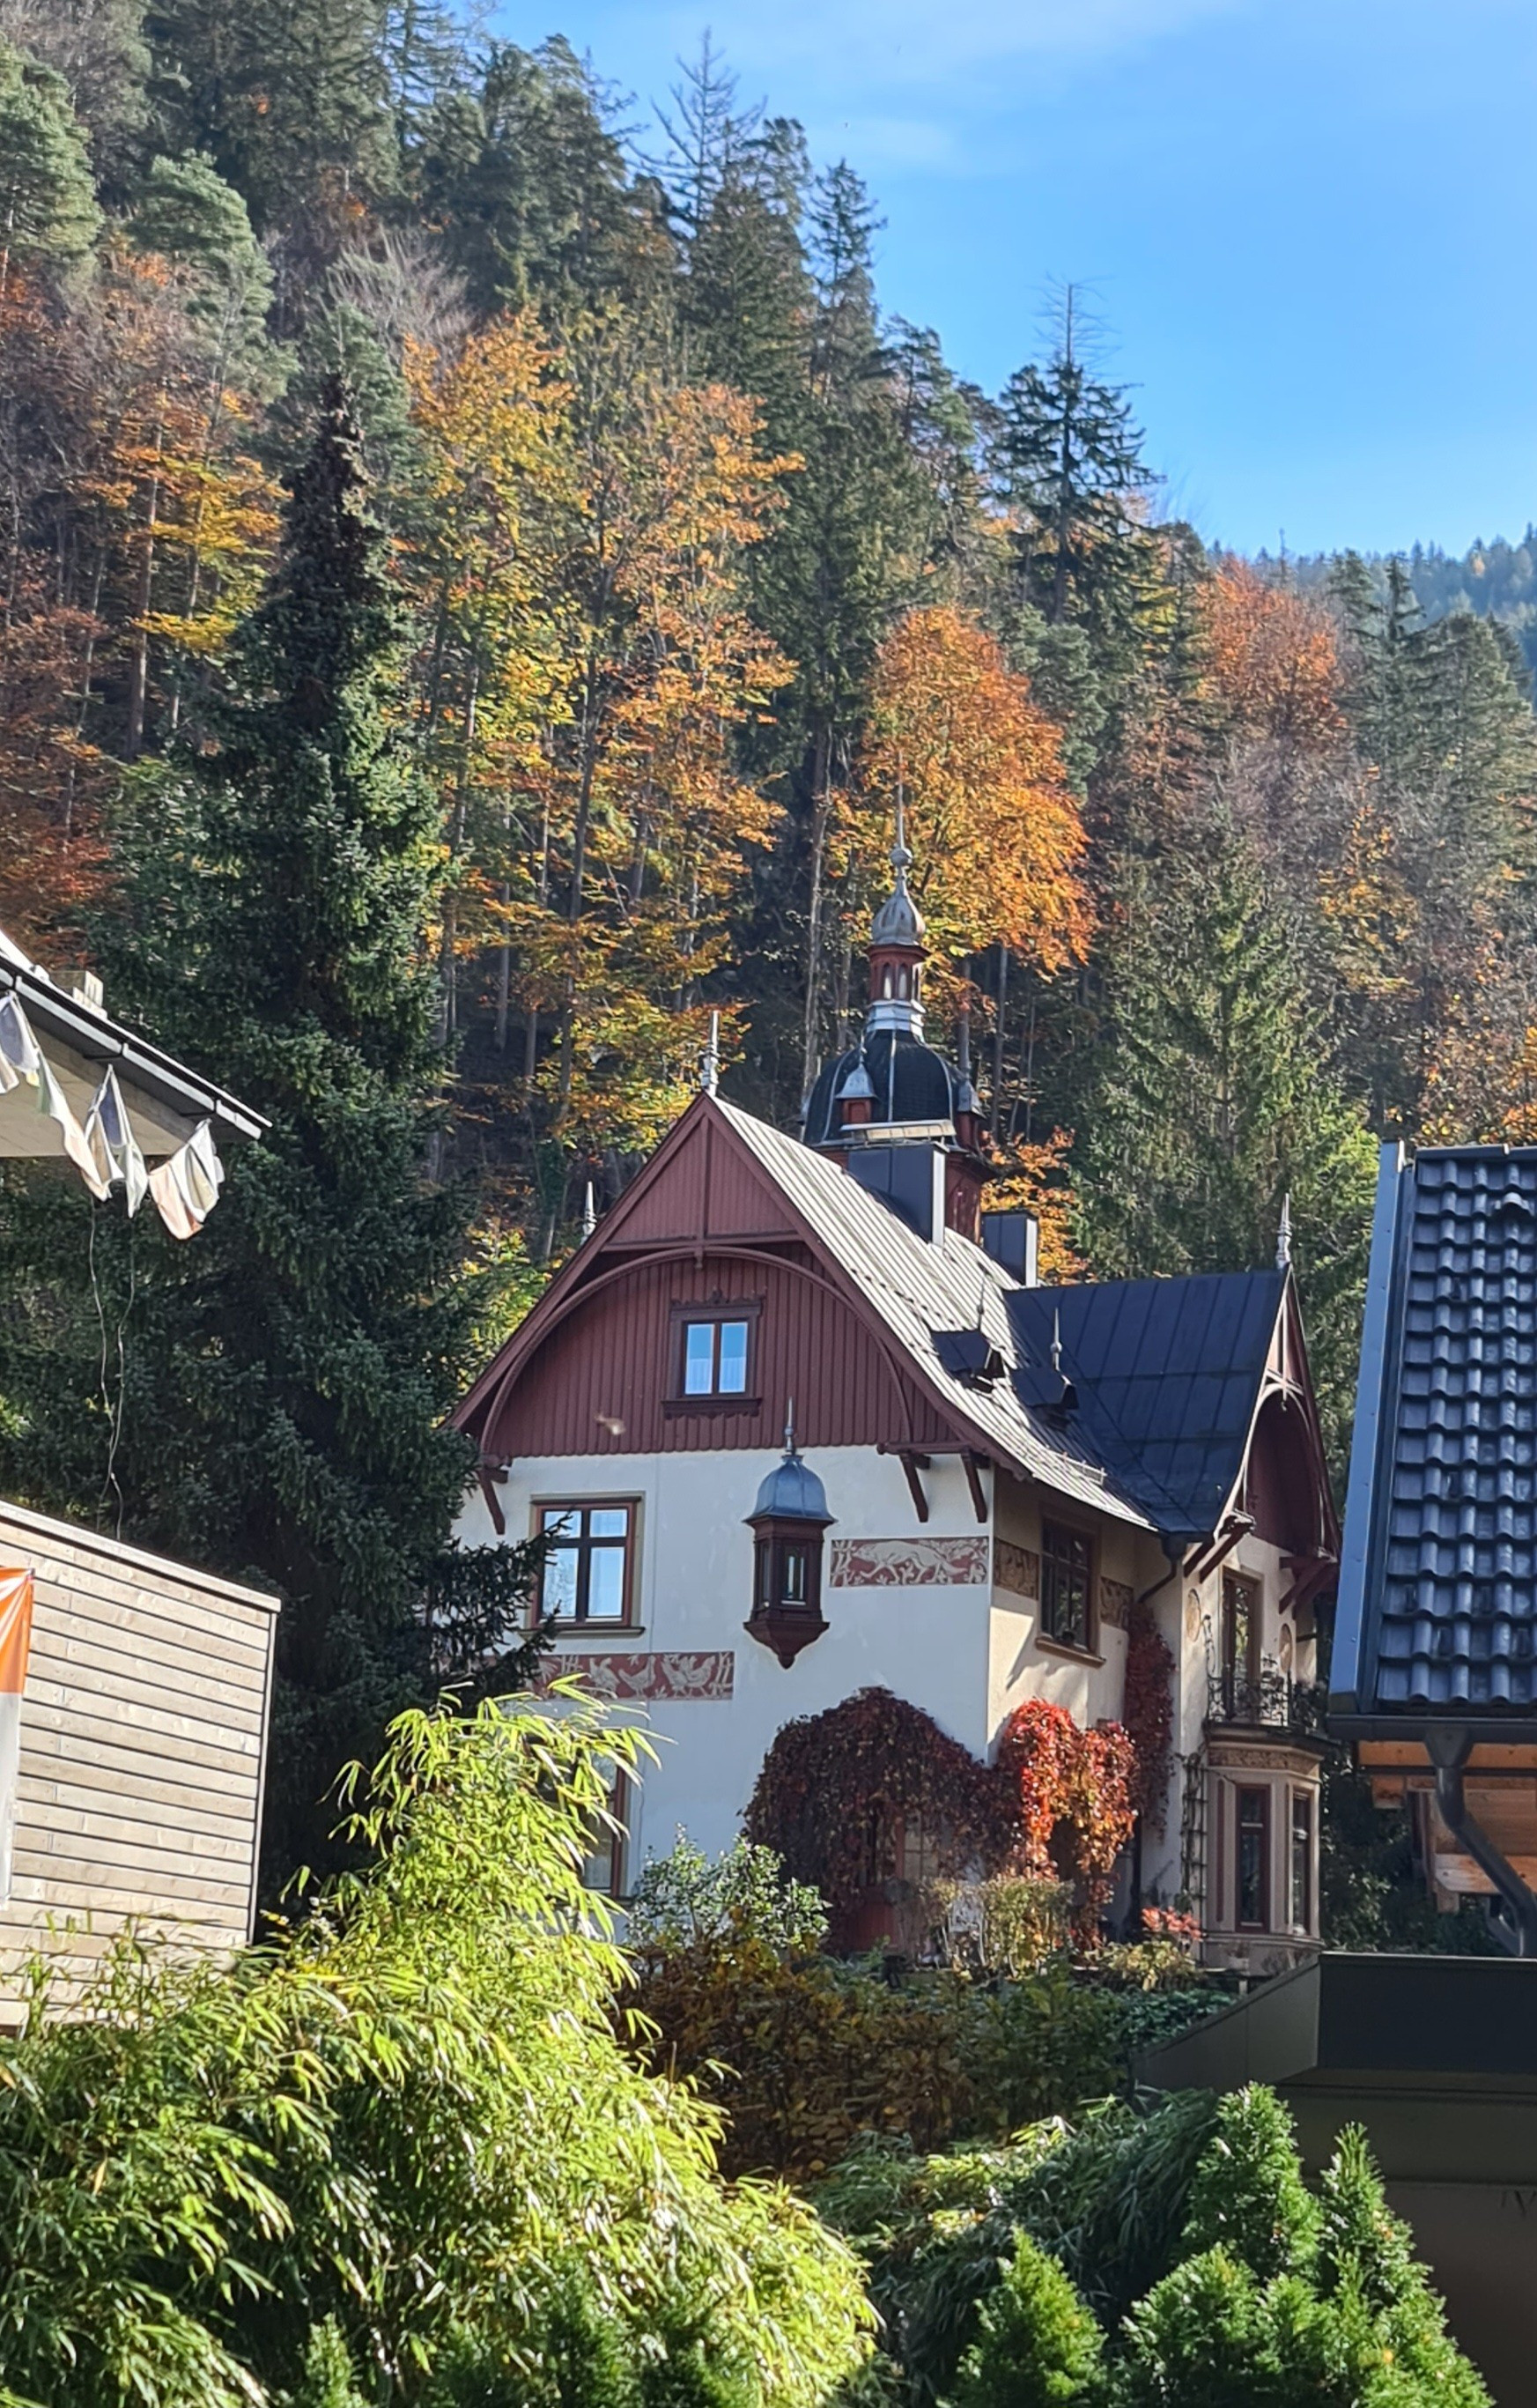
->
[0,38,100,295]
[0,382,491,1877]
[1075,815,1376,1455]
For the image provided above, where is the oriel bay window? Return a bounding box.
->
[1039,1519,1093,1650]
[536,1501,635,1626]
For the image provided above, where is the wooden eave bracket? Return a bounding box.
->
[476,1457,510,1537]
[895,1449,931,1523]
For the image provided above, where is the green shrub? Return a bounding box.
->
[292,2320,368,2408]
[950,2234,1103,2408]
[1180,2086,1318,2283]
[628,1834,828,1956]
[0,1696,872,2408]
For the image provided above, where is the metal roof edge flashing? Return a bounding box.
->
[1330,1141,1408,1720]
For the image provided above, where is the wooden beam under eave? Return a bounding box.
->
[898,1450,931,1523]
[963,1451,988,1524]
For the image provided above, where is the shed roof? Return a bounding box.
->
[1008,1270,1290,1542]
[1334,1143,1537,1730]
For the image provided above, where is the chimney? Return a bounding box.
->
[847,1137,947,1243]
[981,1210,1039,1286]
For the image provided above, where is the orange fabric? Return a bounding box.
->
[0,1568,33,1695]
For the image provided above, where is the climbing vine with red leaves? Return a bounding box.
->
[743,1687,1005,1942]
[994,1700,1137,1933]
[745,1686,1140,1945]
[1122,1599,1176,1834]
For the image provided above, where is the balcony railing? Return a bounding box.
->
[1206,1657,1326,1737]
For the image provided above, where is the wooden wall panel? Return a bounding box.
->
[0,1502,279,2021]
[486,1245,952,1461]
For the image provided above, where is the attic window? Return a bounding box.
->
[669,1297,762,1411]
[934,1329,1005,1391]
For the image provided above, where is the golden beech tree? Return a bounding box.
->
[1205,559,1344,752]
[848,604,1091,1004]
[403,315,576,1048]
[511,322,795,1226]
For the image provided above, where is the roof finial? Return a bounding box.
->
[1050,1308,1063,1376]
[784,1396,796,1456]
[892,775,911,878]
[701,1008,720,1097]
[1276,1191,1292,1271]
[580,1181,596,1241]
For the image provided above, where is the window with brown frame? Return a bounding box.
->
[1237,1786,1269,1930]
[668,1298,761,1406]
[582,1767,631,1898]
[536,1500,636,1626]
[1039,1519,1093,1650]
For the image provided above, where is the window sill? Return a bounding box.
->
[1033,1633,1105,1669]
[543,1626,646,1643]
[662,1395,763,1418]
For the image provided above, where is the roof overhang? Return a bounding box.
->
[0,953,265,1155]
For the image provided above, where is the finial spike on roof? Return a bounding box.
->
[701,1008,720,1096]
[580,1182,596,1241]
[784,1397,796,1456]
[1276,1190,1293,1270]
[1050,1308,1062,1376]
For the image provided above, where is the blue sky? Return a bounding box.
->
[492,0,1537,558]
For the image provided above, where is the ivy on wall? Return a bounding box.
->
[743,1687,1003,1940]
[745,1686,1140,1945]
[1121,1599,1176,1836]
[995,1700,1137,1934]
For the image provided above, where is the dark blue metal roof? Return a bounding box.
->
[1006,1270,1288,1541]
[1334,1145,1537,1727]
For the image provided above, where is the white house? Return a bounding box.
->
[454,846,1338,1970]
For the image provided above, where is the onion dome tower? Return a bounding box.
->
[801,814,989,1238]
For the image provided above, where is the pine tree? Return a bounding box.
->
[1180,2088,1318,2286]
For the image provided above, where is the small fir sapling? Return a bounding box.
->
[950,2233,1105,2408]
[1179,2085,1319,2285]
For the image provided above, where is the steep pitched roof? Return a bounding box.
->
[711,1099,1149,1524]
[1334,1143,1537,1730]
[1008,1271,1291,1543]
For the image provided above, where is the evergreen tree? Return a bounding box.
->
[0,0,150,194]
[952,2233,1105,2408]
[129,150,277,375]
[1179,2088,1318,2286]
[995,291,1149,643]
[0,38,100,294]
[1074,814,1376,1457]
[0,382,493,1878]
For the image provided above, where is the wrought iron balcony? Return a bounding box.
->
[1206,1656,1326,1737]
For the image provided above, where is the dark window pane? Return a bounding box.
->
[1041,1521,1090,1648]
[717,1321,750,1393]
[1237,1788,1268,1928]
[683,1323,714,1394]
[1290,1792,1312,1929]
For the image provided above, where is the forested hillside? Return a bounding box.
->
[4,0,1537,1871]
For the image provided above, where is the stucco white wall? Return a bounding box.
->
[457,1445,1004,1871]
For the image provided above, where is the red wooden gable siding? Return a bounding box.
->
[483,1246,956,1461]
[474,1109,960,1463]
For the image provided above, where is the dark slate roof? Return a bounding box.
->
[803,1027,963,1149]
[1007,1271,1288,1542]
[1334,1145,1537,1728]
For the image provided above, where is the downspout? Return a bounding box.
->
[1424,1726,1537,1957]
